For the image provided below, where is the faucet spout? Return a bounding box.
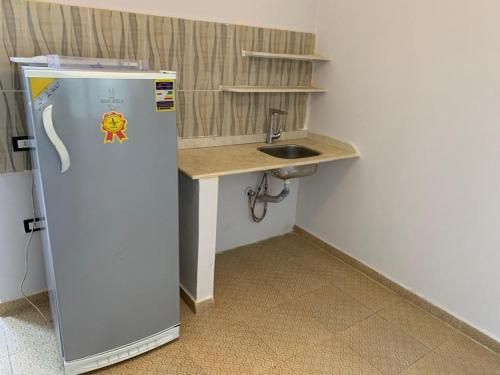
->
[266,108,287,144]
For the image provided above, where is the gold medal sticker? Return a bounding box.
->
[100,112,128,144]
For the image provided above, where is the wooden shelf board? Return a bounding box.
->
[219,85,327,93]
[242,50,330,61]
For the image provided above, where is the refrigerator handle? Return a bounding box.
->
[42,104,71,173]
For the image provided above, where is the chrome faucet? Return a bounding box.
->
[266,108,287,144]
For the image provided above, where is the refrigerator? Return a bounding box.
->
[19,65,180,374]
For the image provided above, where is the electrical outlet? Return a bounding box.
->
[12,136,35,151]
[23,218,45,233]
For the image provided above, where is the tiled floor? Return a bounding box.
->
[1,233,500,374]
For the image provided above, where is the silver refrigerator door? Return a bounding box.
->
[21,68,179,371]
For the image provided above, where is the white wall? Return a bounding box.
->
[47,0,317,32]
[216,173,298,252]
[0,171,46,303]
[297,0,500,341]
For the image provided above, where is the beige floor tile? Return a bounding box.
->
[333,269,401,311]
[400,351,472,375]
[293,284,374,335]
[244,301,335,360]
[181,302,249,342]
[260,259,330,300]
[267,233,323,259]
[0,355,12,375]
[93,339,206,375]
[234,240,296,269]
[183,321,278,375]
[215,236,337,297]
[180,299,239,338]
[214,272,292,321]
[9,340,63,375]
[214,241,286,286]
[213,244,285,288]
[435,333,500,375]
[267,233,337,264]
[378,299,458,348]
[339,315,431,375]
[214,249,255,284]
[272,338,383,375]
[219,240,329,299]
[267,234,351,276]
[3,304,55,355]
[291,254,357,285]
[2,235,500,375]
[272,233,356,284]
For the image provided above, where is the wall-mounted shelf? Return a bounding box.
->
[242,50,330,62]
[219,85,327,93]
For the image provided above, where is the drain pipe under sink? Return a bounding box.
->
[256,179,290,203]
[246,173,291,222]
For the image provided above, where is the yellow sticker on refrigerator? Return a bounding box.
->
[30,78,55,99]
[154,80,175,112]
[30,78,61,111]
[100,112,128,144]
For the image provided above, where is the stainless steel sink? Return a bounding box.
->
[258,144,321,159]
[258,144,321,179]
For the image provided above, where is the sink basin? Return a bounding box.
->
[257,144,320,179]
[258,144,321,159]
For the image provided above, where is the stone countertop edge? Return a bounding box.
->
[178,132,360,180]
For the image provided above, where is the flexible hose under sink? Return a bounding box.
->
[247,173,268,222]
[247,173,291,222]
